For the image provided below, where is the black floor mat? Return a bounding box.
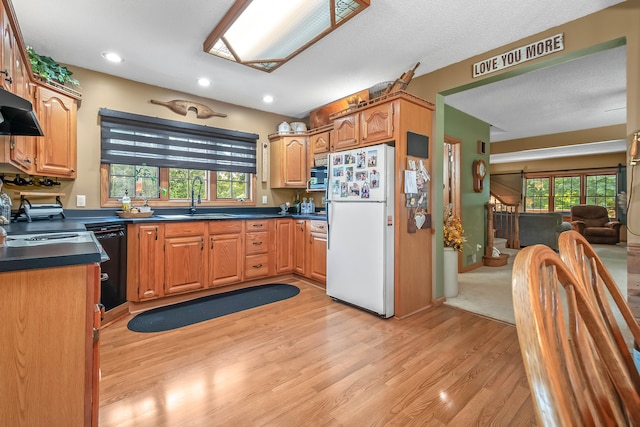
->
[127,284,300,333]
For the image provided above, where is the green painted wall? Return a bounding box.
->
[444,105,491,270]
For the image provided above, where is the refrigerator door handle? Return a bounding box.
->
[326,200,331,250]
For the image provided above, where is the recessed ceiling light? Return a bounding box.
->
[101,51,123,63]
[197,78,211,87]
[263,95,274,103]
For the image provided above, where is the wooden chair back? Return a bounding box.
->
[559,230,640,390]
[512,244,640,426]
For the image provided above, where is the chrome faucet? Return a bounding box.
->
[189,176,203,214]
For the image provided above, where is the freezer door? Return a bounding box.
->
[326,201,394,317]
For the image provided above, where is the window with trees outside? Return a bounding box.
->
[105,165,251,203]
[99,109,257,208]
[524,170,618,218]
[524,177,549,212]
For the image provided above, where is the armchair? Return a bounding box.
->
[570,205,621,244]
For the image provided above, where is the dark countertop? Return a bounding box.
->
[0,208,326,273]
[0,241,102,273]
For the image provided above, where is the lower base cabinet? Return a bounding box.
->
[130,223,165,301]
[127,218,326,303]
[293,219,306,275]
[209,220,243,287]
[244,219,274,279]
[276,218,294,274]
[309,220,327,283]
[0,263,100,426]
[292,219,327,285]
[164,222,206,295]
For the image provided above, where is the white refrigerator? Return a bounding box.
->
[326,143,395,318]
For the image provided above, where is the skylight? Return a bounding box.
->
[203,0,369,72]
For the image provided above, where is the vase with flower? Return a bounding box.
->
[443,209,466,297]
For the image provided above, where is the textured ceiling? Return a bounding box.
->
[13,1,626,162]
[446,46,627,143]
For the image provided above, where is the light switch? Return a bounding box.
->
[262,195,268,204]
[76,195,86,207]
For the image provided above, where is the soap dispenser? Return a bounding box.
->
[122,189,131,212]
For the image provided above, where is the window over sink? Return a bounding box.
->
[98,109,257,208]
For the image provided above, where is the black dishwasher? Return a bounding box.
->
[86,222,127,311]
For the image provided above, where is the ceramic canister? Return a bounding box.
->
[278,121,291,134]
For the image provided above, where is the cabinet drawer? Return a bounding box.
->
[244,254,270,279]
[164,221,205,237]
[245,219,271,231]
[245,231,269,254]
[209,220,243,234]
[310,220,327,234]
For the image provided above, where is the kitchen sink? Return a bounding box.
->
[158,213,237,220]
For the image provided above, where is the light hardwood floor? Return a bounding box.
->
[99,279,538,426]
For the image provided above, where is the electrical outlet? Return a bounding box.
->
[322,196,326,204]
[76,195,86,207]
[262,195,267,204]
[472,253,477,263]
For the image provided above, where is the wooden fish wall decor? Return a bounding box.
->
[150,99,227,119]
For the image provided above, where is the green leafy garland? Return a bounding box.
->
[27,46,79,87]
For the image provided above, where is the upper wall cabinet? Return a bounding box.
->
[269,134,308,188]
[34,85,78,178]
[0,0,80,178]
[0,1,35,173]
[332,100,395,151]
[307,125,332,172]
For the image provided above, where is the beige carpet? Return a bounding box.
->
[444,243,631,344]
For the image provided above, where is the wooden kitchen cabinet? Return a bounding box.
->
[164,221,206,295]
[208,220,243,287]
[331,99,395,151]
[331,92,435,317]
[307,125,332,178]
[275,218,294,274]
[127,223,165,301]
[0,0,80,177]
[34,84,78,178]
[293,219,306,275]
[360,101,394,146]
[0,263,101,426]
[333,114,360,151]
[308,220,327,284]
[269,134,307,188]
[291,219,326,285]
[0,0,35,173]
[244,219,274,279]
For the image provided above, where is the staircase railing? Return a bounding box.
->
[488,195,520,250]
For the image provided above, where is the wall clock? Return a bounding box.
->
[473,159,486,192]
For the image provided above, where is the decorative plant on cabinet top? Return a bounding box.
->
[27,46,80,87]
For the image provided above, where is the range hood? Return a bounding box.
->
[0,89,44,136]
